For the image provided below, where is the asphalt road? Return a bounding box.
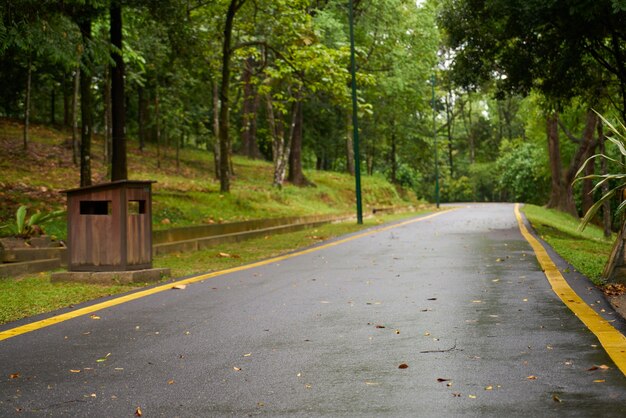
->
[1,203,626,417]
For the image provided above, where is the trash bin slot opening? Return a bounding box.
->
[128,200,146,215]
[80,200,112,215]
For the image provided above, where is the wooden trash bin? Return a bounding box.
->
[63,180,155,272]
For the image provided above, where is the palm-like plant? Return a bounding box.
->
[0,206,64,238]
[574,112,626,230]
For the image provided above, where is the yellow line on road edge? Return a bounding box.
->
[0,209,454,342]
[514,203,626,375]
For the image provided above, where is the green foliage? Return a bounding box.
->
[522,204,613,284]
[575,113,626,229]
[495,139,549,204]
[441,174,473,202]
[395,163,424,198]
[0,205,64,238]
[469,163,496,202]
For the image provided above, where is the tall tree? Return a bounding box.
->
[110,0,127,181]
[78,15,93,187]
[218,0,246,192]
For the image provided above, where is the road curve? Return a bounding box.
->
[1,203,626,417]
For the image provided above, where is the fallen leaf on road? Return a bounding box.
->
[398,363,409,369]
[233,367,242,371]
[243,353,252,357]
[172,284,187,290]
[593,379,605,383]
[96,353,111,363]
[485,385,493,390]
[90,314,100,320]
[469,395,477,399]
[9,373,20,379]
[305,384,312,389]
[135,407,142,416]
[70,369,81,373]
[587,365,610,371]
[424,331,431,336]
[527,375,537,380]
[552,394,562,403]
[168,380,175,385]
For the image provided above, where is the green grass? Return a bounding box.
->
[0,210,431,325]
[521,204,615,284]
[0,118,420,237]
[0,274,133,324]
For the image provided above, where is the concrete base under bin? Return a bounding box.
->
[51,268,170,285]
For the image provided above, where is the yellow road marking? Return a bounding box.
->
[515,203,626,376]
[0,209,454,342]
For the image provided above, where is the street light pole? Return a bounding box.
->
[431,74,440,209]
[349,0,363,224]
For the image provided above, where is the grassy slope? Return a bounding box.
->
[0,119,428,324]
[521,204,615,284]
[0,118,420,235]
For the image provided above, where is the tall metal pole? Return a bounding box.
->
[349,0,363,224]
[432,74,440,208]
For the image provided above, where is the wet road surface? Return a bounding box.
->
[1,203,626,416]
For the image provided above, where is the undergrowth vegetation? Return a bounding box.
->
[0,118,421,239]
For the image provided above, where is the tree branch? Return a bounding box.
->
[557,117,582,144]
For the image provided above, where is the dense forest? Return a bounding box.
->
[3,0,626,230]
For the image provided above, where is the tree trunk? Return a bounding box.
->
[546,112,563,210]
[346,112,355,175]
[212,80,220,179]
[176,133,181,172]
[50,87,56,125]
[288,100,310,186]
[110,1,127,181]
[547,110,598,217]
[390,129,397,184]
[103,64,112,175]
[71,67,80,166]
[138,86,146,151]
[23,62,31,152]
[241,57,258,158]
[155,87,161,169]
[267,96,292,188]
[63,72,70,127]
[581,140,596,215]
[79,19,93,187]
[218,0,245,192]
[446,93,456,173]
